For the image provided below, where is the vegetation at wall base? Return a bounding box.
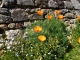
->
[1,18,77,60]
[64,20,80,60]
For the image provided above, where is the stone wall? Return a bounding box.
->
[0,0,80,30]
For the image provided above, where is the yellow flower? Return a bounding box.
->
[38,35,46,42]
[37,10,43,16]
[58,14,64,20]
[55,10,60,15]
[78,38,80,43]
[47,15,52,20]
[33,26,42,32]
[77,15,80,20]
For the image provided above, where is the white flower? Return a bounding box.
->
[7,46,11,49]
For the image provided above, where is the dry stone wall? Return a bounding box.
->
[0,0,80,30]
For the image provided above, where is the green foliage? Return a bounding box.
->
[64,20,80,60]
[0,18,71,60]
[25,18,70,60]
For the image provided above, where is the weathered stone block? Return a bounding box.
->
[28,13,43,20]
[0,0,2,6]
[48,0,58,8]
[75,10,80,16]
[65,21,70,26]
[2,0,16,7]
[11,9,28,22]
[25,8,36,13]
[0,24,8,29]
[24,22,31,27]
[0,8,9,14]
[35,0,40,6]
[71,0,80,9]
[5,29,23,40]
[60,9,69,15]
[30,9,36,13]
[17,0,35,6]
[8,23,16,28]
[56,0,64,8]
[0,14,12,23]
[15,23,23,28]
[70,19,76,24]
[64,1,74,9]
[64,13,75,19]
[39,0,48,8]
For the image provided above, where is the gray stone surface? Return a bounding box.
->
[71,0,80,9]
[5,29,23,40]
[30,9,36,13]
[15,23,23,28]
[0,34,3,42]
[64,1,74,9]
[56,0,64,8]
[0,8,9,14]
[64,13,75,19]
[48,0,58,8]
[60,9,69,15]
[75,10,80,16]
[70,20,74,24]
[70,19,76,24]
[0,24,8,29]
[25,8,36,13]
[0,0,2,7]
[11,9,28,22]
[2,0,16,7]
[8,23,16,28]
[39,0,48,8]
[65,21,70,26]
[24,22,31,27]
[0,14,12,23]
[35,0,40,6]
[28,13,43,20]
[5,29,23,49]
[17,0,34,6]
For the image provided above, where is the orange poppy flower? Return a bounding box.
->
[77,15,80,20]
[58,15,64,20]
[47,15,52,20]
[55,10,60,15]
[38,35,46,42]
[78,38,80,43]
[37,10,43,16]
[33,26,42,32]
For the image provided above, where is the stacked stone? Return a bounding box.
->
[0,0,80,50]
[0,0,76,29]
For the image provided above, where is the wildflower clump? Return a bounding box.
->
[25,17,70,60]
[37,10,43,16]
[38,35,46,42]
[47,15,52,20]
[33,26,42,32]
[58,14,64,20]
[77,15,80,20]
[55,10,60,15]
[78,38,80,43]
